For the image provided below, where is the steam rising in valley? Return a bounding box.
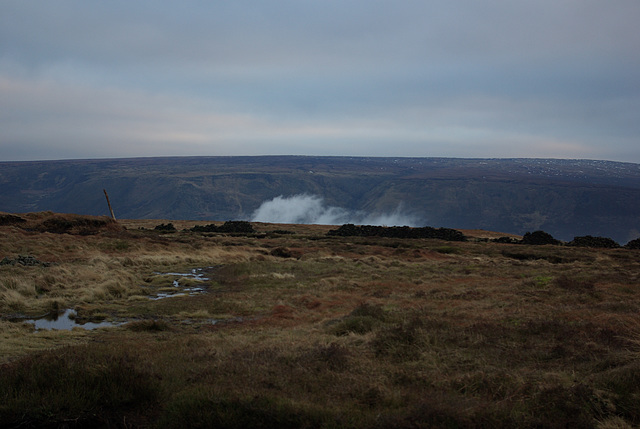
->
[251,194,419,226]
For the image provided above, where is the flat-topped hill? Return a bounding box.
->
[1,156,639,242]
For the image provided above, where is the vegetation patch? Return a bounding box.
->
[190,220,255,234]
[330,303,388,336]
[0,345,160,428]
[568,235,621,248]
[0,212,123,235]
[154,223,177,232]
[434,246,462,254]
[0,214,27,226]
[328,224,467,241]
[521,230,561,245]
[39,215,118,235]
[501,250,574,264]
[554,274,596,292]
[625,237,640,249]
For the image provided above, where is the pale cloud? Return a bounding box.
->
[1,1,639,162]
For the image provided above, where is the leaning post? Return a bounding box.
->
[103,189,116,220]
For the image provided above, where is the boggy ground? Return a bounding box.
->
[1,212,639,428]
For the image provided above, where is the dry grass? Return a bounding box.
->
[1,213,640,428]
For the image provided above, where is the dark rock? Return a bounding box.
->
[0,255,51,267]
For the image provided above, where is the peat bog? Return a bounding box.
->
[1,211,639,428]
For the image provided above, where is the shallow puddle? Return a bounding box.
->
[10,267,219,331]
[26,309,122,331]
[149,267,213,300]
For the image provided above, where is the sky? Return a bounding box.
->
[1,1,639,163]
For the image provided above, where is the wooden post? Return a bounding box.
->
[103,189,116,220]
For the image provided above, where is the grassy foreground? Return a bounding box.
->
[1,212,639,428]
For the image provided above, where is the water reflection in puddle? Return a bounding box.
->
[26,309,122,331]
[161,268,211,281]
[149,267,212,300]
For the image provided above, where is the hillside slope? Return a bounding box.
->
[1,156,639,243]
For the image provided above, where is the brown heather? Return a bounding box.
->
[0,212,639,428]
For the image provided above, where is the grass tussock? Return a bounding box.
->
[126,318,171,332]
[1,213,640,427]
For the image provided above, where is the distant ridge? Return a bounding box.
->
[1,156,639,243]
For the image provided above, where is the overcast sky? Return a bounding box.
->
[1,1,639,162]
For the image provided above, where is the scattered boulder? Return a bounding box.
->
[0,255,51,267]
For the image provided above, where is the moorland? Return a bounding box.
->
[1,211,639,428]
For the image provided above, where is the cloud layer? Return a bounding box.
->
[251,194,419,227]
[1,1,639,162]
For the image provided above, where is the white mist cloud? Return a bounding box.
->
[250,194,419,226]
